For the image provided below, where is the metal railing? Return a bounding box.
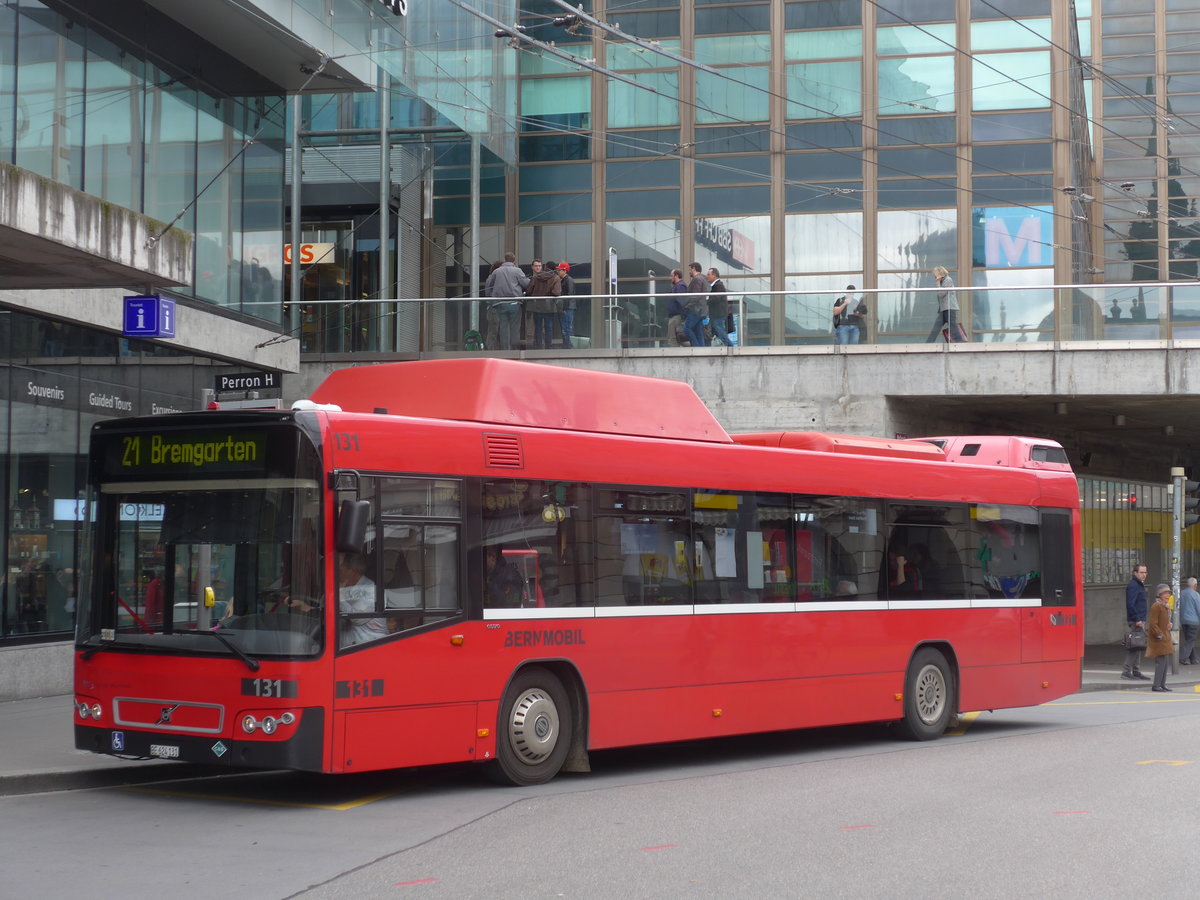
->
[286,281,1200,355]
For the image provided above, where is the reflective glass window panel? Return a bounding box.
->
[604,9,680,39]
[784,274,861,343]
[877,24,955,56]
[972,0,1049,15]
[878,56,955,115]
[877,209,956,271]
[606,188,679,218]
[520,163,592,192]
[693,214,771,275]
[784,151,861,181]
[877,147,956,177]
[696,34,771,66]
[969,269,1056,342]
[784,28,862,61]
[972,112,1053,142]
[520,132,591,162]
[696,67,769,124]
[695,185,771,216]
[522,76,590,117]
[877,178,957,209]
[875,0,955,24]
[973,52,1051,111]
[972,207,1053,268]
[785,212,864,273]
[519,193,593,222]
[1102,16,1153,35]
[607,129,680,158]
[785,0,860,29]
[877,115,955,145]
[605,159,680,189]
[971,19,1051,51]
[786,120,862,150]
[608,41,682,72]
[784,182,862,211]
[696,125,771,154]
[786,62,862,119]
[695,155,771,186]
[608,71,680,128]
[696,5,770,36]
[971,174,1054,207]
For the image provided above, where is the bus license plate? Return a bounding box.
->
[149,744,180,759]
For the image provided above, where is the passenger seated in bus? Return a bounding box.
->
[338,551,387,646]
[908,543,943,598]
[887,545,923,596]
[485,545,526,608]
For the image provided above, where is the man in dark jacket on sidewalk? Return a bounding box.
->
[1123,562,1150,680]
[705,267,733,347]
[683,262,708,348]
[484,252,529,350]
[526,258,561,349]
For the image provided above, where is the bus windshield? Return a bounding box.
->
[80,420,325,658]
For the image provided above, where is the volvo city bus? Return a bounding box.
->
[74,359,1082,785]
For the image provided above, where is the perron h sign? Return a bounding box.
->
[123,295,176,338]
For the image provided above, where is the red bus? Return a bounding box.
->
[74,359,1082,785]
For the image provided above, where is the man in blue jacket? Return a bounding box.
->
[1179,576,1200,665]
[1123,562,1149,680]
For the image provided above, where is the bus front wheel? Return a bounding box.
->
[488,667,573,786]
[895,648,954,741]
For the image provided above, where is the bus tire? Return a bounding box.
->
[487,666,573,786]
[895,648,954,741]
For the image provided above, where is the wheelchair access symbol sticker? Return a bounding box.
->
[111,731,125,752]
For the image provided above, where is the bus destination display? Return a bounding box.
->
[101,430,268,477]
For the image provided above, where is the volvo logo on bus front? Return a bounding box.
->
[157,703,181,725]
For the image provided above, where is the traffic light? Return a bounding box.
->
[1185,478,1200,527]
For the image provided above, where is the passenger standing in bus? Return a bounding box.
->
[485,546,526,608]
[1179,576,1200,665]
[1123,563,1150,680]
[1148,584,1175,691]
[887,545,922,596]
[483,252,529,350]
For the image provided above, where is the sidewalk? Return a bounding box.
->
[3,646,1198,796]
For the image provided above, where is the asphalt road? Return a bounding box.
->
[4,689,1199,900]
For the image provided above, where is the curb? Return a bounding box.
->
[0,763,226,797]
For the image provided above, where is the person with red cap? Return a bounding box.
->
[555,261,577,349]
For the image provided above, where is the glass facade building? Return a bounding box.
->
[0,0,293,644]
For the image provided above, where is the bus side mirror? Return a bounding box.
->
[335,499,370,553]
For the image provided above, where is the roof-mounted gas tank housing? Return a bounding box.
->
[914,435,1073,471]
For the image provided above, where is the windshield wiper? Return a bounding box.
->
[193,628,261,671]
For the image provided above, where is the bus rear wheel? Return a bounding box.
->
[895,648,954,741]
[488,667,573,786]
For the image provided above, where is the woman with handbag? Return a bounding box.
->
[1147,583,1175,692]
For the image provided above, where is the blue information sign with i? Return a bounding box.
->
[123,295,176,338]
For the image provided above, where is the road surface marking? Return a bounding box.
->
[120,785,398,810]
[944,710,981,736]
